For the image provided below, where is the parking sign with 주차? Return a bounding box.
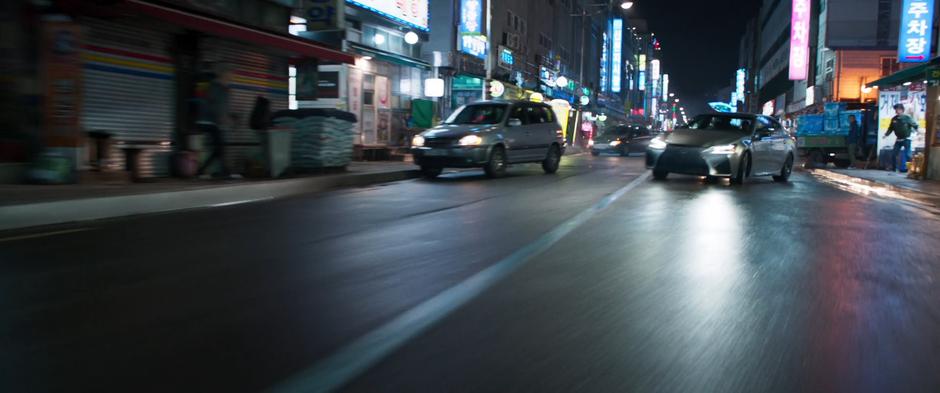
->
[789,0,810,80]
[899,0,934,62]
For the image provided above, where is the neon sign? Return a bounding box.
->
[612,18,623,93]
[899,0,935,62]
[789,0,810,80]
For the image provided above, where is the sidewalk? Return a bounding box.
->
[824,168,940,198]
[0,161,419,232]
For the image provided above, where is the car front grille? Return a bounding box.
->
[425,138,457,148]
[657,145,710,175]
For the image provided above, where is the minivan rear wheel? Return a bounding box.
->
[542,145,561,174]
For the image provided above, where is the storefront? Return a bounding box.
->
[866,59,940,180]
[29,0,354,180]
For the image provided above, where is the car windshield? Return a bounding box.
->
[444,104,508,125]
[686,115,754,133]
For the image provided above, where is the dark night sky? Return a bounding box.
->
[632,0,762,114]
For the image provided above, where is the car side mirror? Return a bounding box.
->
[507,118,523,127]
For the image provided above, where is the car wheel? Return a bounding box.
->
[591,150,600,156]
[773,155,794,182]
[542,145,561,174]
[484,146,508,178]
[833,158,851,169]
[652,169,668,180]
[731,152,751,185]
[420,165,442,179]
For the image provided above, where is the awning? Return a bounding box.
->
[866,58,940,88]
[125,0,355,64]
[347,42,431,70]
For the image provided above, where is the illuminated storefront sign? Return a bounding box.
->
[789,0,810,80]
[458,0,486,59]
[650,59,660,80]
[735,68,746,101]
[662,74,669,101]
[499,47,514,68]
[612,18,623,92]
[600,31,609,92]
[638,71,646,91]
[347,0,429,31]
[899,0,935,62]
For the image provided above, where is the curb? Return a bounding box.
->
[812,168,940,198]
[0,169,420,232]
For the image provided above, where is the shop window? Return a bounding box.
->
[881,57,900,77]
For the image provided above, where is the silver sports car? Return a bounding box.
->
[646,113,796,184]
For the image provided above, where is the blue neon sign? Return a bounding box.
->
[899,0,934,63]
[458,0,487,59]
[500,48,514,66]
[611,18,623,93]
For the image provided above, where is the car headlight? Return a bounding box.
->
[458,134,483,146]
[648,137,667,150]
[412,135,425,147]
[705,144,737,155]
[588,139,595,147]
[609,140,622,147]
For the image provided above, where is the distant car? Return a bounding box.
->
[646,113,796,184]
[590,125,653,156]
[411,100,565,179]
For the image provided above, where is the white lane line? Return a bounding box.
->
[209,197,274,208]
[0,227,94,243]
[268,172,652,393]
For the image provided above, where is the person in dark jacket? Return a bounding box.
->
[196,63,240,179]
[884,104,918,172]
[847,115,860,167]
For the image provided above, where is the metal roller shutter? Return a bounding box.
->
[200,38,289,170]
[81,17,176,177]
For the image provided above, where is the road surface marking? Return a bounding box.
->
[0,227,94,243]
[209,197,275,208]
[268,171,652,393]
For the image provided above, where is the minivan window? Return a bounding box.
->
[444,104,508,125]
[510,106,530,125]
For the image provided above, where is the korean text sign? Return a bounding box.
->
[789,0,810,80]
[899,0,934,63]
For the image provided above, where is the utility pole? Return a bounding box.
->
[483,0,492,100]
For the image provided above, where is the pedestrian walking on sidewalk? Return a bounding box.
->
[885,104,917,173]
[196,63,240,179]
[847,114,860,167]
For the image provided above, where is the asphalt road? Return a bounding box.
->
[2,155,939,393]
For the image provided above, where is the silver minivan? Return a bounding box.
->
[411,100,566,178]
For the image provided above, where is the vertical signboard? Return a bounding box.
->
[650,59,660,80]
[662,74,669,101]
[899,0,934,62]
[348,68,363,143]
[600,31,609,92]
[40,21,83,148]
[458,0,487,59]
[611,18,623,93]
[789,0,810,80]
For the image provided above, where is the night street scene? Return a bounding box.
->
[3,0,940,392]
